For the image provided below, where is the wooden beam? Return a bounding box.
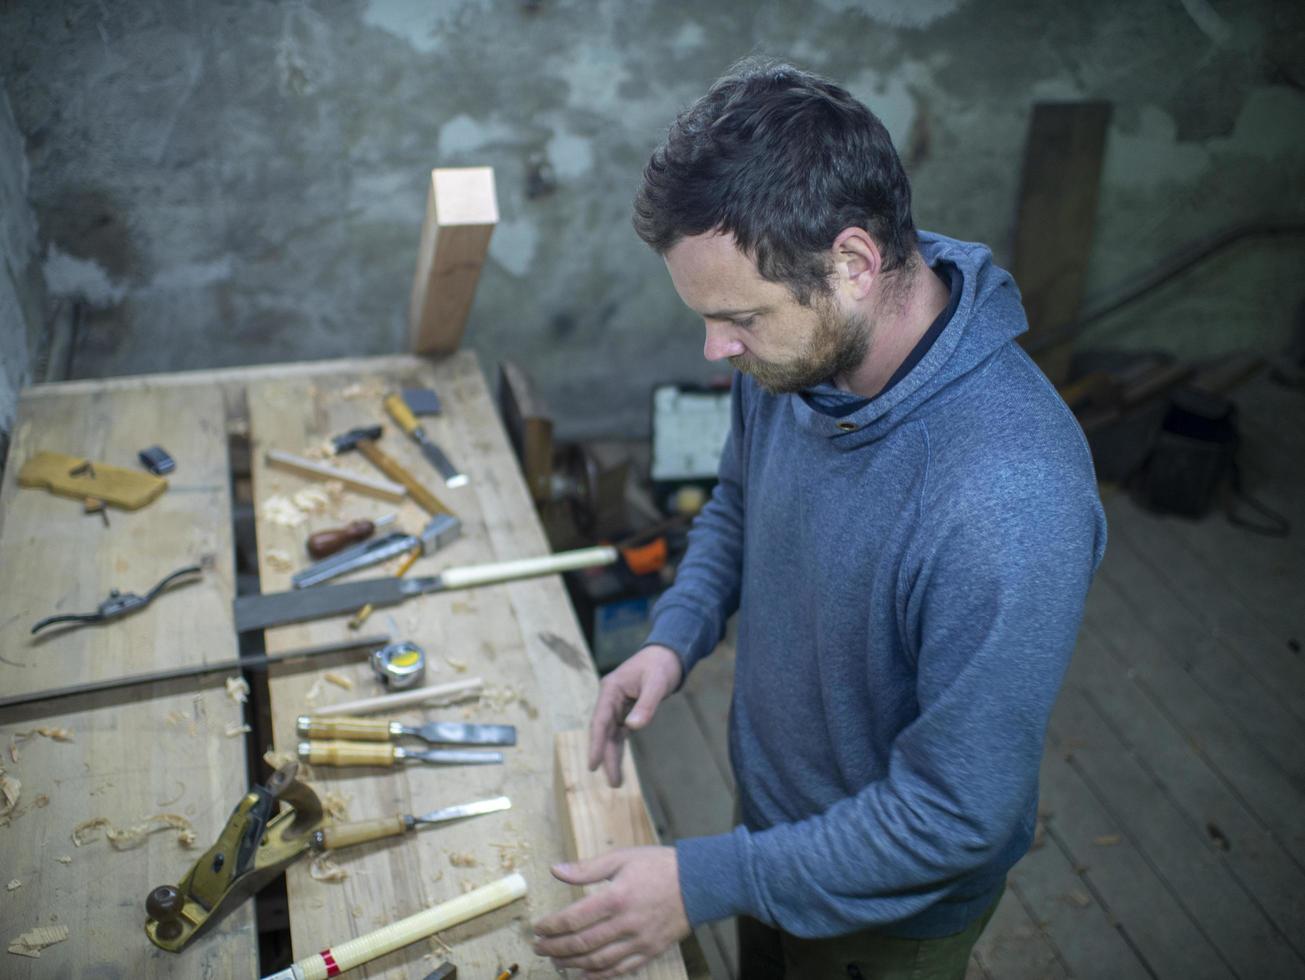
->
[554,729,690,980]
[408,166,499,355]
[1011,102,1112,384]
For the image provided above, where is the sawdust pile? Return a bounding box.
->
[72,813,197,850]
[225,676,250,704]
[7,924,69,958]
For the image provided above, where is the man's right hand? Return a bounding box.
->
[588,644,684,788]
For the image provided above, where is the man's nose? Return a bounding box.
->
[703,321,745,361]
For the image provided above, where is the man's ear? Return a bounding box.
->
[830,227,883,301]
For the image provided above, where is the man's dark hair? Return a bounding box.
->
[633,59,917,305]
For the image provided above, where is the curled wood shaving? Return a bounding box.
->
[292,485,338,516]
[0,773,20,819]
[265,548,294,572]
[447,852,477,868]
[304,678,327,707]
[55,856,71,865]
[6,880,20,891]
[225,676,250,704]
[72,813,197,850]
[442,655,468,673]
[33,795,48,809]
[224,723,252,738]
[261,495,308,528]
[263,749,297,770]
[322,792,350,822]
[324,672,353,690]
[309,854,348,882]
[17,727,74,743]
[7,924,69,958]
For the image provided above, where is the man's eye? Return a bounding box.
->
[734,317,756,329]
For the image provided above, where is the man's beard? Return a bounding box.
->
[730,302,871,395]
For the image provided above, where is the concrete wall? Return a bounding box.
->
[0,85,42,466]
[1,1,1302,438]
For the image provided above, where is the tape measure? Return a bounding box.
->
[370,641,426,689]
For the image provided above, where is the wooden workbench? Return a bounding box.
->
[0,352,625,978]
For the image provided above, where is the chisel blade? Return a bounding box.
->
[417,438,468,489]
[234,576,437,632]
[405,721,517,746]
[414,795,511,826]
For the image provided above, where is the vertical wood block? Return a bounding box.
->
[1010,102,1112,384]
[554,729,690,980]
[408,166,499,355]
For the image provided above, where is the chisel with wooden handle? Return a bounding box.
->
[299,740,503,767]
[310,795,511,850]
[235,545,618,632]
[298,715,516,746]
[385,392,467,488]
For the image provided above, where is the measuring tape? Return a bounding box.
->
[370,642,426,689]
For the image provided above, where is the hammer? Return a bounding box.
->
[331,425,453,519]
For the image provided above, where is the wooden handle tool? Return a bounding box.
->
[18,452,167,510]
[261,873,527,980]
[299,716,393,742]
[298,740,503,767]
[354,438,452,516]
[312,795,511,850]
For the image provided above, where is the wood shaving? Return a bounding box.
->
[6,745,15,764]
[8,728,75,762]
[225,676,251,704]
[442,655,468,673]
[73,813,197,850]
[265,549,294,572]
[341,382,381,400]
[324,672,354,690]
[163,710,186,728]
[1093,834,1121,847]
[7,924,69,958]
[292,484,341,516]
[33,795,48,809]
[224,723,252,738]
[55,856,71,865]
[264,749,298,770]
[322,792,350,822]
[309,854,348,882]
[157,781,186,807]
[6,880,20,891]
[0,773,20,819]
[429,933,453,955]
[304,678,327,707]
[478,686,520,712]
[447,852,477,868]
[303,440,334,460]
[261,494,308,527]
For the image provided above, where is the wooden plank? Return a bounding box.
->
[631,694,739,979]
[555,729,690,980]
[1050,682,1301,976]
[408,167,498,355]
[971,887,1068,980]
[0,383,254,977]
[246,352,626,976]
[1083,578,1305,867]
[1067,629,1305,954]
[1010,101,1112,383]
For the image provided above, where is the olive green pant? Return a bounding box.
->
[736,888,1001,980]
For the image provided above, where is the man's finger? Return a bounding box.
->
[623,680,666,730]
[550,850,626,887]
[587,687,623,772]
[603,731,624,787]
[532,886,619,938]
[584,950,648,980]
[550,936,639,974]
[532,916,630,960]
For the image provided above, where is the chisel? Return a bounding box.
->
[235,545,618,632]
[299,740,503,767]
[298,715,516,746]
[310,795,511,850]
[384,392,467,488]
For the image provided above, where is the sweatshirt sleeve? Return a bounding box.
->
[643,375,749,680]
[676,449,1107,935]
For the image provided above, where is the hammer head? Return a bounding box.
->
[331,424,383,454]
[419,513,462,554]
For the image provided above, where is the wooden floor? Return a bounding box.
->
[632,371,1305,980]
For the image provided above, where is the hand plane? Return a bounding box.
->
[144,762,323,952]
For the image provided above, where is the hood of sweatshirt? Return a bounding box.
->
[786,230,1029,448]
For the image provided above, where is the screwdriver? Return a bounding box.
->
[298,715,517,746]
[307,513,396,559]
[310,795,510,850]
[299,740,503,768]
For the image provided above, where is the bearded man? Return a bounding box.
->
[532,59,1106,980]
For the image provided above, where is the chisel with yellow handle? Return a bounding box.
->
[298,740,503,768]
[384,391,467,488]
[310,795,511,851]
[297,714,516,746]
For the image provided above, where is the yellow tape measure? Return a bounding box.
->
[370,641,426,689]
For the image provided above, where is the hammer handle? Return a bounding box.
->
[318,815,410,850]
[355,440,451,516]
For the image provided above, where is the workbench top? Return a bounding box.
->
[0,352,613,978]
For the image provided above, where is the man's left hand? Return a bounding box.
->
[532,846,690,979]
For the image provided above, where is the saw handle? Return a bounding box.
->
[298,716,393,742]
[317,815,410,850]
[384,393,421,437]
[300,740,397,767]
